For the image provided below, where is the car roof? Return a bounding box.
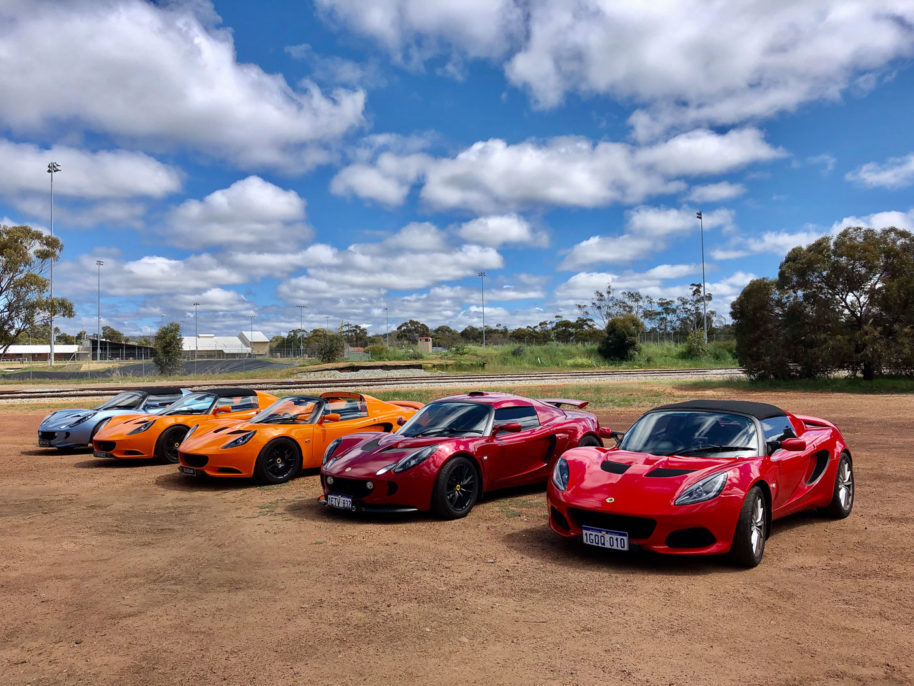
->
[197,387,257,396]
[139,386,184,395]
[435,391,535,408]
[652,399,786,420]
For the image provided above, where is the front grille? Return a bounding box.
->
[39,431,57,440]
[326,476,373,498]
[569,508,656,539]
[182,453,209,468]
[665,527,716,549]
[600,460,630,474]
[96,440,115,452]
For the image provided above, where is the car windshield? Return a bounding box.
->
[96,391,145,410]
[399,401,491,437]
[620,411,760,457]
[161,392,216,415]
[251,397,321,424]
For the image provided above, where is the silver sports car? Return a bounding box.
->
[37,387,189,450]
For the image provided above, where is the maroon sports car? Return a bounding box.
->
[548,399,854,567]
[320,391,604,518]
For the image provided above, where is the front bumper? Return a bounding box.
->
[91,435,156,460]
[38,428,89,449]
[547,483,743,556]
[177,449,255,478]
[319,464,435,513]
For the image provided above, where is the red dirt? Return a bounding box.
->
[1,387,912,685]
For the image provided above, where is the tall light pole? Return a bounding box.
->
[297,304,306,358]
[47,162,61,365]
[250,314,255,357]
[95,259,103,362]
[384,304,390,347]
[193,302,199,374]
[477,271,487,347]
[696,211,708,344]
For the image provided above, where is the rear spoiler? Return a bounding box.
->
[389,400,424,410]
[540,398,589,410]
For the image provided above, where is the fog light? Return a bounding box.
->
[327,476,335,485]
[366,481,374,490]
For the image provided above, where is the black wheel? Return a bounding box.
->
[729,486,767,568]
[155,425,189,464]
[577,434,602,448]
[254,439,302,484]
[431,456,480,519]
[823,452,854,518]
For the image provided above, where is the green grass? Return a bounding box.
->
[685,376,914,394]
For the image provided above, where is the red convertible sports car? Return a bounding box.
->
[320,391,603,518]
[548,400,854,567]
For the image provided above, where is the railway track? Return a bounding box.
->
[0,367,744,402]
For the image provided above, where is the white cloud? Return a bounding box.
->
[0,139,181,200]
[336,130,780,213]
[167,177,310,249]
[831,209,914,232]
[457,215,547,247]
[0,0,365,169]
[846,153,914,189]
[684,182,746,204]
[561,206,734,269]
[317,1,914,138]
[554,265,701,301]
[284,43,386,89]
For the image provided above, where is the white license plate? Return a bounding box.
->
[38,440,52,447]
[178,466,201,476]
[93,450,111,458]
[582,526,629,551]
[326,494,354,511]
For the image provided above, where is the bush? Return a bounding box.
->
[312,331,345,363]
[365,344,387,359]
[598,314,644,361]
[681,330,708,359]
[153,322,183,375]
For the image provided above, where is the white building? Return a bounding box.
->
[181,331,270,357]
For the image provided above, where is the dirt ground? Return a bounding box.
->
[1,386,912,685]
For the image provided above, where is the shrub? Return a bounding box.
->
[153,322,183,375]
[598,314,644,361]
[681,330,708,359]
[312,331,345,363]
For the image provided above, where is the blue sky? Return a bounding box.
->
[2,0,914,339]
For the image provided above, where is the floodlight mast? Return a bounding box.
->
[95,260,104,362]
[47,162,61,365]
[478,271,487,347]
[696,211,708,344]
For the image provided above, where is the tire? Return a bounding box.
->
[254,439,302,484]
[822,452,854,519]
[577,434,602,448]
[431,456,480,519]
[88,419,109,448]
[729,486,767,568]
[155,425,189,464]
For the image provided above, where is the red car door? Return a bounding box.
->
[762,416,811,514]
[486,405,557,489]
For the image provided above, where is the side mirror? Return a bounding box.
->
[779,437,807,451]
[396,416,406,426]
[597,427,614,439]
[320,413,341,424]
[494,422,523,434]
[213,405,232,415]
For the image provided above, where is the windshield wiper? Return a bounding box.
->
[675,445,756,455]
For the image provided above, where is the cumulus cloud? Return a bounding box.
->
[684,182,746,204]
[560,207,734,269]
[334,129,781,213]
[846,153,914,189]
[831,209,914,232]
[0,0,365,169]
[457,215,547,247]
[167,176,310,249]
[555,265,702,301]
[317,0,914,138]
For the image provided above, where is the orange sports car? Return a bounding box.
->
[92,387,279,463]
[176,391,423,483]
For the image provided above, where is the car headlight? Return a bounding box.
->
[552,457,569,490]
[675,472,728,505]
[222,431,255,449]
[323,438,343,466]
[128,419,156,435]
[184,424,199,440]
[387,444,439,474]
[60,412,94,429]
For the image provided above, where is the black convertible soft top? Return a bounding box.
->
[198,387,257,397]
[140,386,184,396]
[653,399,786,420]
